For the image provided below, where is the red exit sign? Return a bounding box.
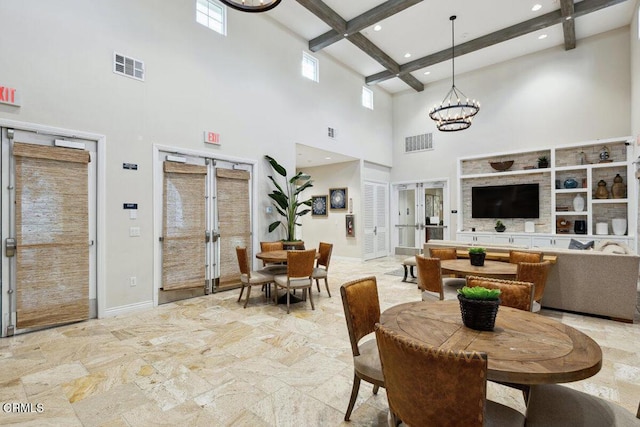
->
[204,131,220,145]
[0,85,20,107]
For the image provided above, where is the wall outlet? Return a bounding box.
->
[129,226,140,237]
[130,276,136,287]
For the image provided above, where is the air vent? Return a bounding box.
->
[328,127,336,139]
[113,52,145,81]
[405,133,433,153]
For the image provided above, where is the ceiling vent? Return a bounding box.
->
[113,52,145,81]
[405,133,433,153]
[328,127,336,139]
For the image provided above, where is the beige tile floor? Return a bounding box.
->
[1,255,639,426]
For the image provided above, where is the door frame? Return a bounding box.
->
[152,144,258,307]
[1,119,106,335]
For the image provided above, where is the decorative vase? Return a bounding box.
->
[595,222,608,235]
[563,178,578,189]
[611,218,627,236]
[572,194,585,212]
[611,174,626,199]
[574,220,587,235]
[458,294,500,331]
[469,253,486,266]
[595,180,609,199]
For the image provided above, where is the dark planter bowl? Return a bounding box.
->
[458,294,500,331]
[469,252,486,266]
[495,226,506,232]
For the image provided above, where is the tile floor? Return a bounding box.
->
[1,255,639,426]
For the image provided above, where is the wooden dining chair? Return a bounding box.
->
[509,249,543,264]
[340,276,385,421]
[525,384,640,426]
[312,242,333,297]
[235,246,274,308]
[415,255,444,301]
[516,261,551,312]
[428,247,466,287]
[259,240,287,276]
[466,276,535,312]
[273,249,316,314]
[375,323,525,427]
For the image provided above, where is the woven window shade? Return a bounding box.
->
[216,168,251,289]
[13,142,90,329]
[162,162,207,290]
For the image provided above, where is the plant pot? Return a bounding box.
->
[282,240,305,250]
[458,294,500,331]
[537,161,548,169]
[495,226,506,232]
[469,252,486,266]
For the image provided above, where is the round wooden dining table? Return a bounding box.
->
[380,300,602,385]
[440,259,517,279]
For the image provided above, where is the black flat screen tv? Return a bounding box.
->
[471,184,539,219]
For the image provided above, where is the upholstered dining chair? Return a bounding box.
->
[516,261,551,312]
[273,249,316,314]
[312,242,333,297]
[340,276,385,422]
[374,323,525,427]
[428,246,466,287]
[415,255,444,301]
[235,246,274,308]
[509,249,544,264]
[525,384,640,426]
[466,276,535,312]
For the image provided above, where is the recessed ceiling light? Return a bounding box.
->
[373,24,382,31]
[325,157,331,160]
[565,16,572,20]
[538,34,548,40]
[404,53,411,58]
[531,4,542,11]
[423,71,431,75]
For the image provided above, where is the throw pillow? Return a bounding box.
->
[568,238,594,250]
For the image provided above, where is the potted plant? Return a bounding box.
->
[495,220,506,232]
[468,247,486,266]
[265,155,313,247]
[537,156,549,169]
[457,286,501,331]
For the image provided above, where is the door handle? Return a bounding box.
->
[5,238,16,257]
[374,226,377,235]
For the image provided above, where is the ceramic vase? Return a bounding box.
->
[612,218,627,236]
[611,174,626,199]
[572,194,585,212]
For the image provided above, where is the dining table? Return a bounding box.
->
[380,300,603,385]
[440,258,517,280]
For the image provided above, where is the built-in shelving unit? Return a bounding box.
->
[456,137,637,251]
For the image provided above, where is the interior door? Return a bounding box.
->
[2,127,97,335]
[363,181,389,260]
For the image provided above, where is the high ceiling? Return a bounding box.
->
[268,0,635,95]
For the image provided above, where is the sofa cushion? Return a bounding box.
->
[568,238,594,250]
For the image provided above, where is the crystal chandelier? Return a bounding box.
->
[219,0,281,13]
[429,16,480,132]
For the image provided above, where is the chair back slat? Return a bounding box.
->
[415,255,444,300]
[466,276,534,312]
[340,276,380,357]
[317,242,333,269]
[428,247,457,260]
[516,261,551,302]
[235,246,250,276]
[509,250,543,264]
[286,249,316,278]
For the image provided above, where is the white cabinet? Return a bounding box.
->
[493,234,532,246]
[531,236,572,249]
[457,232,494,244]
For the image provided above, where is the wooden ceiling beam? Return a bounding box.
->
[560,0,576,50]
[366,0,628,85]
[309,0,423,52]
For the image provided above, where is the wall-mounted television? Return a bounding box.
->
[471,184,539,219]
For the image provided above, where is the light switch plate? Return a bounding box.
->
[129,226,140,237]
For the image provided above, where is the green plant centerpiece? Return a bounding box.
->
[495,220,506,232]
[537,156,549,168]
[457,286,502,331]
[468,247,486,266]
[265,155,313,245]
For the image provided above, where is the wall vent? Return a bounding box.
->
[405,133,433,153]
[328,127,336,139]
[113,52,145,81]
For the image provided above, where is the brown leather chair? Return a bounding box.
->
[509,250,543,264]
[235,247,274,308]
[415,255,444,301]
[428,247,466,287]
[516,261,551,312]
[466,276,535,312]
[312,242,333,297]
[259,240,287,275]
[525,384,640,426]
[273,249,316,314]
[340,276,385,421]
[375,323,525,427]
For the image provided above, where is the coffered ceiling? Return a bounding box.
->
[268,0,635,94]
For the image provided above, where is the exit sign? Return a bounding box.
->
[204,131,220,145]
[0,85,20,107]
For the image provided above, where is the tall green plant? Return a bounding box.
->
[265,155,313,241]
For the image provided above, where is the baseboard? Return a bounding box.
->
[103,300,154,318]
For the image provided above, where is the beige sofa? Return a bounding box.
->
[424,240,640,322]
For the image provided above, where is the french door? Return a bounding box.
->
[363,181,389,260]
[1,127,97,336]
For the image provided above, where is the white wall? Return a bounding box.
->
[392,27,632,233]
[631,0,640,248]
[0,0,393,311]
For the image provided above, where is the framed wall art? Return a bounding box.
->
[311,195,328,216]
[329,187,347,210]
